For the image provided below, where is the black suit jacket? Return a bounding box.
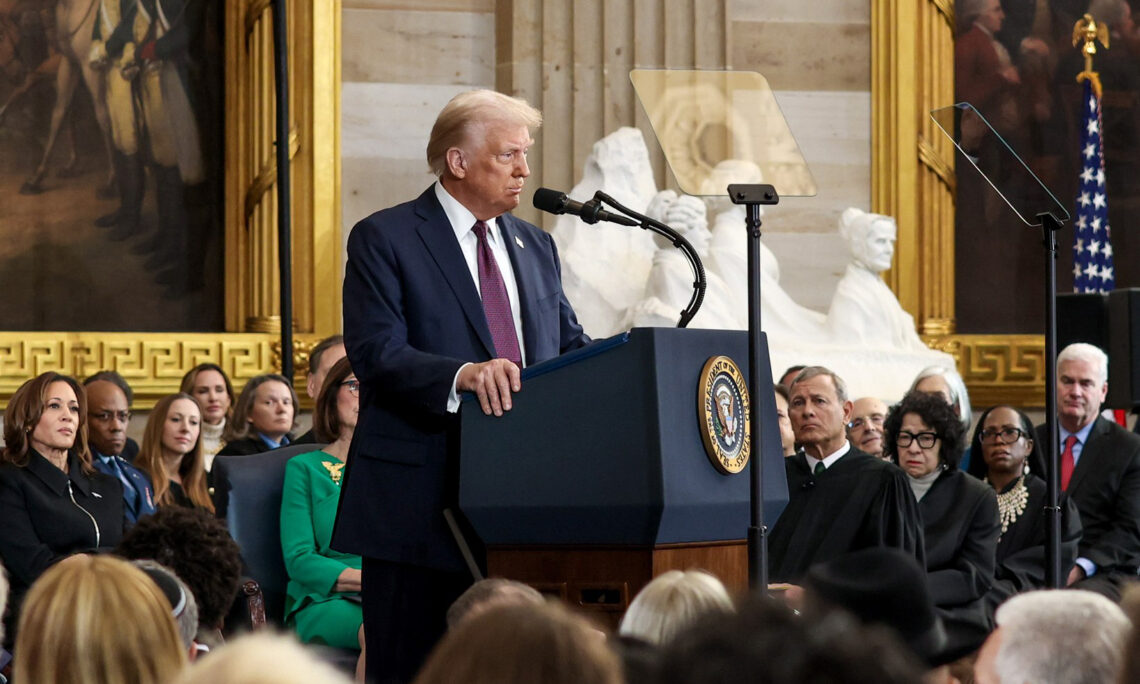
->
[1037,416,1140,574]
[0,451,125,643]
[331,186,589,571]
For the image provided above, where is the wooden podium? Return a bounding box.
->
[459,327,789,627]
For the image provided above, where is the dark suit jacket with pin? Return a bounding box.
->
[1036,416,1140,577]
[331,186,589,572]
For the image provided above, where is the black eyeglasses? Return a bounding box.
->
[980,427,1026,444]
[896,431,939,449]
[89,410,131,423]
[340,379,360,395]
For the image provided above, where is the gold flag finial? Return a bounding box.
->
[1072,13,1110,97]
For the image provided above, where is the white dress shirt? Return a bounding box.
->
[435,182,527,412]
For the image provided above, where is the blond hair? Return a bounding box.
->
[619,569,734,645]
[172,632,352,684]
[426,89,542,176]
[15,555,187,684]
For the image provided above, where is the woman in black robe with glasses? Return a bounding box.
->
[967,405,1082,613]
[883,391,998,657]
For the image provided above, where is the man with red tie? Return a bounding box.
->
[1035,342,1140,599]
[332,89,590,683]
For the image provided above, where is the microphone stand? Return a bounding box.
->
[728,183,780,593]
[591,191,707,327]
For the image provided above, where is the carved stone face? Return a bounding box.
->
[853,219,896,273]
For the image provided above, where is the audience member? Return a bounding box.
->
[295,334,347,444]
[117,506,243,649]
[768,366,924,584]
[219,374,298,455]
[773,384,797,457]
[171,631,353,684]
[657,596,925,684]
[135,393,214,511]
[132,559,202,661]
[412,602,623,684]
[0,372,126,646]
[83,370,141,461]
[967,405,1081,611]
[883,390,998,655]
[281,358,364,664]
[1118,584,1140,684]
[779,364,806,390]
[848,396,889,459]
[802,547,948,668]
[974,590,1129,684]
[84,371,157,523]
[618,569,733,646]
[180,363,236,470]
[1039,343,1140,600]
[911,364,974,469]
[14,554,186,684]
[445,577,544,629]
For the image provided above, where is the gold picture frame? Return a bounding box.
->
[872,0,1047,407]
[0,0,342,409]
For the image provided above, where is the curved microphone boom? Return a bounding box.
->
[533,188,638,226]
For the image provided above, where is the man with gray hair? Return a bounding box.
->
[974,589,1130,684]
[1035,342,1140,599]
[768,366,924,584]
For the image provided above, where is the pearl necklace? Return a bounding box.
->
[988,474,1029,537]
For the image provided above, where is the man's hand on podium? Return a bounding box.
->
[458,359,522,417]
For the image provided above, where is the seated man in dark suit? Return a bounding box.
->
[332,89,590,684]
[1036,342,1140,600]
[84,371,155,524]
[768,366,924,586]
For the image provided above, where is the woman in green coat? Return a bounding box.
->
[280,357,364,675]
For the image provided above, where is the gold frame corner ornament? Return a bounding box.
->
[698,356,752,475]
[1,0,342,410]
[874,0,1048,407]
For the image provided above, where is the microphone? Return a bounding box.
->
[533,188,638,226]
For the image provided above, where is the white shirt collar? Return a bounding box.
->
[435,181,499,243]
[805,440,851,473]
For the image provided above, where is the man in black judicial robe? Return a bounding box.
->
[768,367,925,583]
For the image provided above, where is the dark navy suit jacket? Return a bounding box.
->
[331,186,589,571]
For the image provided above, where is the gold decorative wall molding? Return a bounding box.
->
[0,334,328,410]
[1,0,341,409]
[923,335,1047,408]
[226,0,342,335]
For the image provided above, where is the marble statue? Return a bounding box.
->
[550,127,659,338]
[827,208,931,353]
[551,130,956,402]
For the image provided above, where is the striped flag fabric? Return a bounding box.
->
[1072,78,1115,293]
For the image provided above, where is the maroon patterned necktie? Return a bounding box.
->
[472,221,522,365]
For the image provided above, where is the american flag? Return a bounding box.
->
[1073,78,1115,293]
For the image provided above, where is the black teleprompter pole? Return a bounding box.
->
[729,184,781,592]
[1040,211,1064,588]
[273,0,293,380]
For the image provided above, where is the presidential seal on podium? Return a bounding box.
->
[698,355,751,474]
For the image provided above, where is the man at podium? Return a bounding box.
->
[768,367,925,583]
[332,89,590,683]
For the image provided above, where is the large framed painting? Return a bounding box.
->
[0,0,342,408]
